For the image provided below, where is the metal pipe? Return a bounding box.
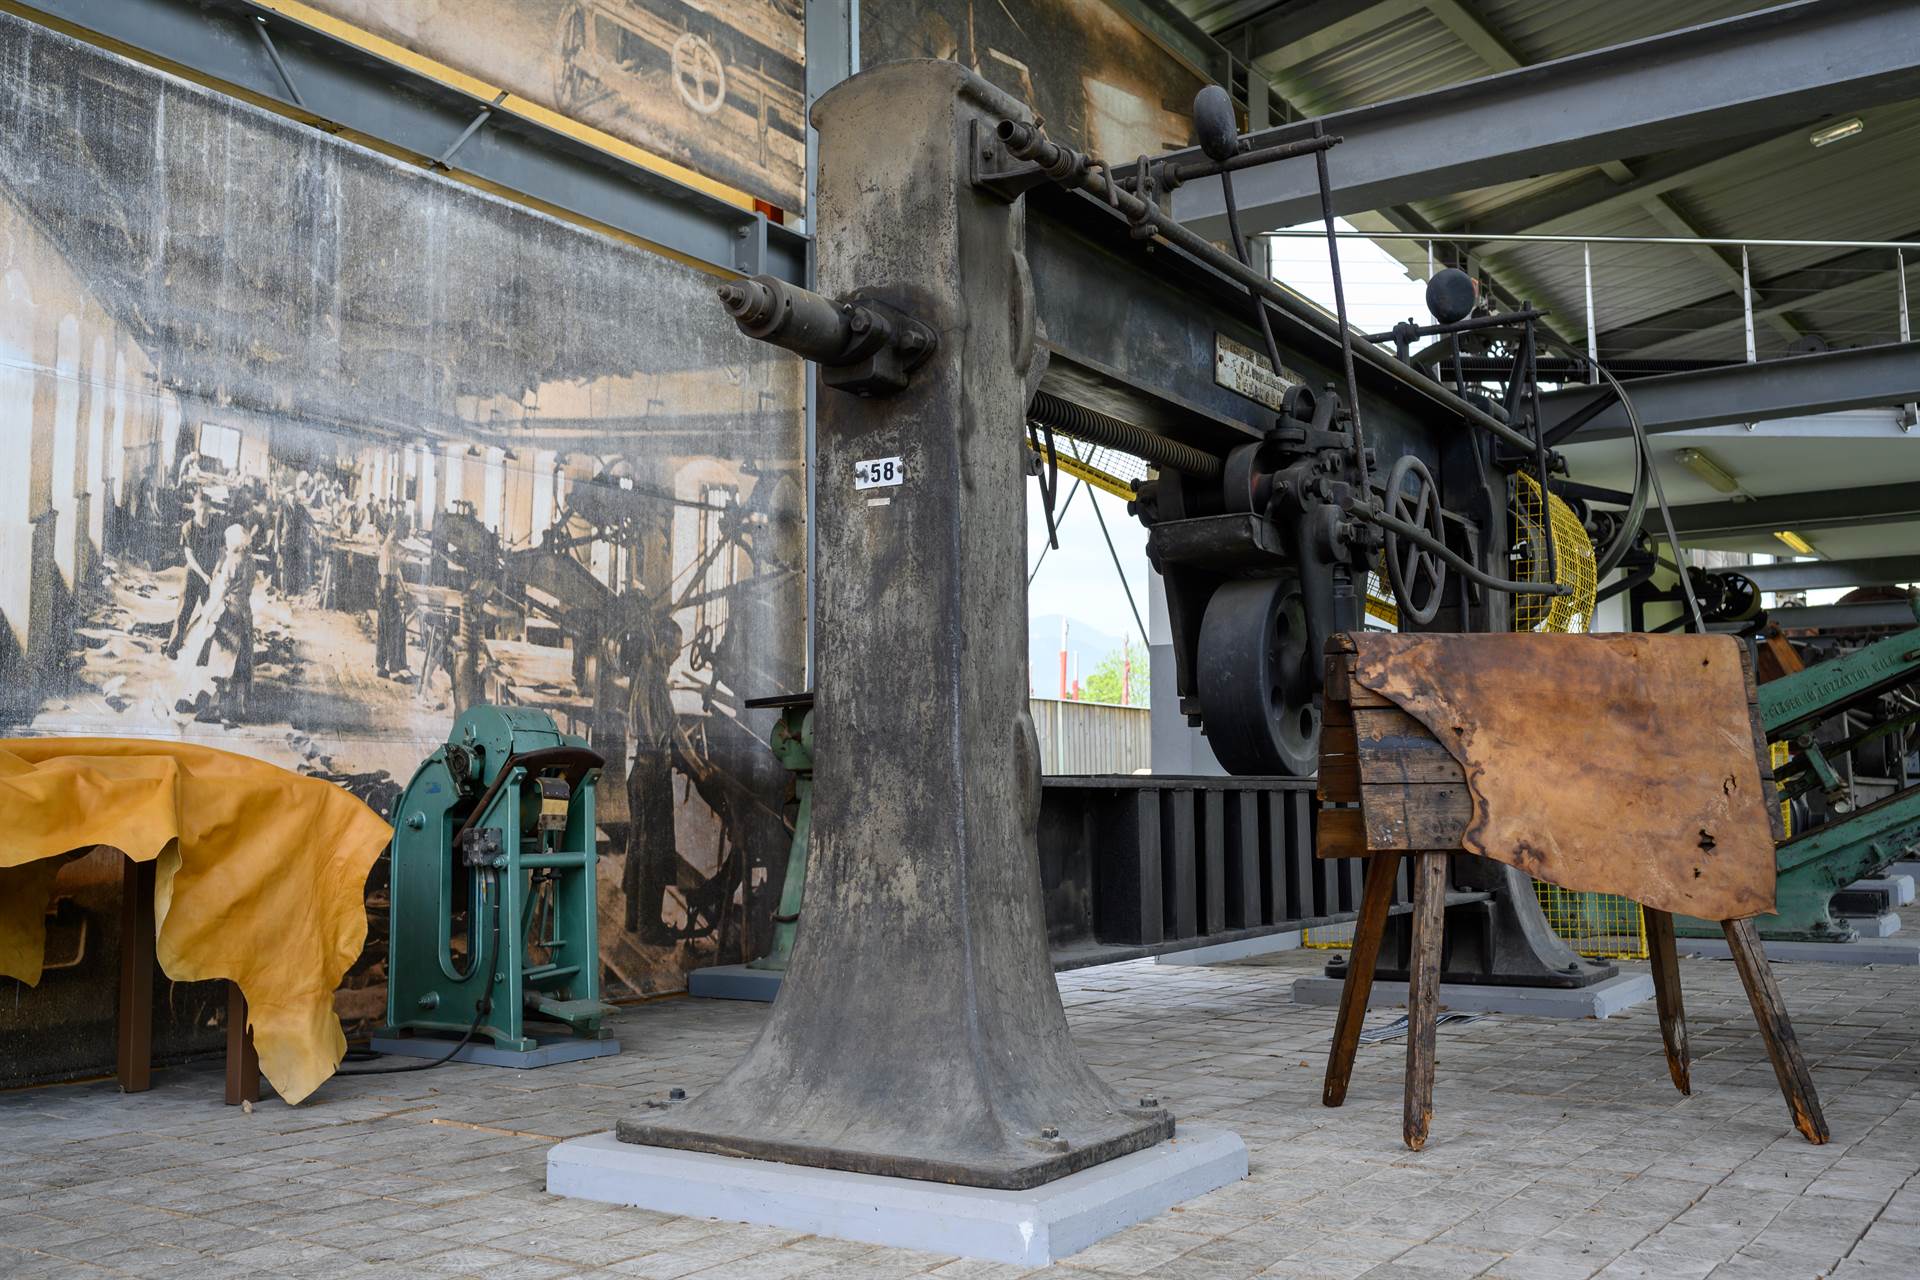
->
[1362,508,1569,597]
[1028,391,1223,479]
[995,121,1541,457]
[1147,134,1341,192]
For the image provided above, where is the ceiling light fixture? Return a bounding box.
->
[1773,530,1816,556]
[1810,117,1864,148]
[1675,447,1741,495]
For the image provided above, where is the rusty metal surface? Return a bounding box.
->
[1346,632,1777,922]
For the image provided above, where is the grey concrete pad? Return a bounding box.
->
[686,963,783,1002]
[367,1034,620,1068]
[1291,971,1654,1018]
[1851,874,1915,906]
[1676,933,1920,965]
[546,1127,1247,1266]
[1843,911,1905,939]
[1154,929,1302,965]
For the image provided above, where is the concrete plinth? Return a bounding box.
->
[1155,930,1302,966]
[368,1033,619,1069]
[1675,934,1920,966]
[1843,911,1905,939]
[687,964,783,1002]
[1291,972,1653,1019]
[547,1127,1246,1267]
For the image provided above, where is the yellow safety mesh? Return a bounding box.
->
[1025,433,1148,500]
[1511,472,1597,634]
[1774,740,1792,837]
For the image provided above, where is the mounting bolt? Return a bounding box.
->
[849,310,872,335]
[1138,1096,1159,1109]
[1040,1125,1059,1139]
[901,330,927,354]
[668,1086,687,1101]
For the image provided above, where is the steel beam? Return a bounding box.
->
[1767,601,1920,632]
[13,0,806,282]
[1742,558,1920,592]
[1669,482,1920,540]
[1172,1,1920,238]
[1538,343,1920,441]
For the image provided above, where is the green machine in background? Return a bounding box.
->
[373,706,620,1065]
[1679,607,1920,944]
[686,693,813,1000]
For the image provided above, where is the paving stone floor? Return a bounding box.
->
[4,948,1918,1279]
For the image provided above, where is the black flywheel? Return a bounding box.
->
[1197,576,1319,776]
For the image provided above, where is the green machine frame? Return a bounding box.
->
[382,705,612,1050]
[1680,616,1920,942]
[743,693,814,973]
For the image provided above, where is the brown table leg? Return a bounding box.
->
[1722,917,1829,1144]
[1403,851,1447,1152]
[1643,907,1691,1096]
[225,981,260,1106]
[1324,852,1401,1108]
[116,858,156,1093]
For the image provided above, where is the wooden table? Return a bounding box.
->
[117,857,259,1104]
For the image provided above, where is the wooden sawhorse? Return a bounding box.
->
[1317,632,1827,1151]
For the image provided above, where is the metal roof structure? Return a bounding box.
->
[1161,0,1920,571]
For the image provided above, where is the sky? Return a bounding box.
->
[1025,220,1432,656]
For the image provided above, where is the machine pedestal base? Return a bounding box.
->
[1676,933,1920,966]
[369,1032,620,1069]
[686,964,784,1002]
[1293,972,1653,1019]
[548,1127,1246,1266]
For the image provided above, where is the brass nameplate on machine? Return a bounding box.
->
[1214,333,1299,411]
[536,777,571,832]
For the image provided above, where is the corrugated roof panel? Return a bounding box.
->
[1260,9,1479,115]
[1477,0,1774,64]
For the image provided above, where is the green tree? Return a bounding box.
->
[1081,643,1148,707]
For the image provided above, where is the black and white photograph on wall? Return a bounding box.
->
[0,15,807,1084]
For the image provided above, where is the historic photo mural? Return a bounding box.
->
[312,0,807,212]
[864,0,1205,162]
[0,17,805,1084]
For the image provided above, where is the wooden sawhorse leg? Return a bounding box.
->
[1403,852,1447,1151]
[1324,852,1400,1108]
[225,982,260,1106]
[1722,917,1828,1144]
[1643,907,1691,1095]
[116,858,156,1093]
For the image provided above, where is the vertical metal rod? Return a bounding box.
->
[1741,245,1757,364]
[1426,239,1433,280]
[1899,249,1915,433]
[252,17,307,110]
[1312,122,1368,501]
[1583,241,1598,385]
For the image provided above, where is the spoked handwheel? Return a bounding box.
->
[1384,454,1448,627]
[1197,576,1319,776]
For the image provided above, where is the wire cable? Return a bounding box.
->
[336,869,501,1077]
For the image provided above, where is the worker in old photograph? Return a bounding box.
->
[374,508,413,683]
[171,520,257,721]
[162,490,223,661]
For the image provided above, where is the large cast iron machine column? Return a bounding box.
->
[616,60,1172,1189]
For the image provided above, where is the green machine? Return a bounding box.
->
[1679,608,1920,943]
[685,693,812,1000]
[746,694,814,974]
[376,705,618,1062]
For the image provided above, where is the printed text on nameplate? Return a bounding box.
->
[1214,333,1300,412]
[854,456,904,490]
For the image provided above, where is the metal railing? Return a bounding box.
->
[1260,229,1920,373]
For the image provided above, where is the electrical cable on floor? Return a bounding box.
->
[336,869,501,1076]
